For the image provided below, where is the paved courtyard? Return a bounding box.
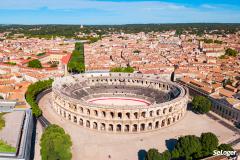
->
[39,93,240,160]
[0,111,25,147]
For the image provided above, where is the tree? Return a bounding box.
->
[192,96,211,114]
[174,135,202,159]
[171,149,180,159]
[218,144,233,151]
[145,148,161,160]
[160,150,171,160]
[124,66,134,73]
[0,95,3,99]
[222,79,232,87]
[200,132,219,157]
[145,132,231,160]
[203,39,213,44]
[225,48,238,57]
[40,125,72,160]
[28,59,42,68]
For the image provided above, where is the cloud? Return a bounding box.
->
[0,0,186,10]
[201,4,217,9]
[0,0,240,24]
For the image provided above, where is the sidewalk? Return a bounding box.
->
[207,111,240,149]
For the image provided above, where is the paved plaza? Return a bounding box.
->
[39,93,240,160]
[0,111,25,147]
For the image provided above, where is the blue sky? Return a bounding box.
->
[0,0,240,24]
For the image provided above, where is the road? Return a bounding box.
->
[38,115,51,128]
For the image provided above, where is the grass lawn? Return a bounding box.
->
[0,113,5,130]
[0,140,16,153]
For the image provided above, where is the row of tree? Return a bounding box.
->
[68,42,85,73]
[200,39,223,44]
[25,79,73,159]
[40,124,72,160]
[145,132,233,160]
[25,79,53,117]
[1,23,240,39]
[76,36,102,43]
[110,66,134,73]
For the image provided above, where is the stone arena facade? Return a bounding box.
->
[52,73,189,133]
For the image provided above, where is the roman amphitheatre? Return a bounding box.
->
[52,73,188,133]
[38,73,239,160]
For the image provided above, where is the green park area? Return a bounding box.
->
[0,140,16,153]
[28,59,42,69]
[68,42,85,73]
[0,113,5,130]
[110,66,134,73]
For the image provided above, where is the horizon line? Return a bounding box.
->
[1,22,240,26]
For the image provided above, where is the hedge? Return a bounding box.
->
[25,79,53,117]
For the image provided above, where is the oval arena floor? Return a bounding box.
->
[37,93,240,160]
[87,97,151,106]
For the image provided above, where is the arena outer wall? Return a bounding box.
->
[52,73,189,133]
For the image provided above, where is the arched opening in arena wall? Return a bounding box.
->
[102,111,106,117]
[167,118,171,125]
[132,124,138,132]
[79,119,83,126]
[110,112,114,118]
[155,121,159,128]
[163,108,167,114]
[141,112,146,118]
[86,120,90,128]
[80,107,83,113]
[126,112,130,119]
[109,124,113,131]
[73,116,77,123]
[93,122,98,130]
[100,123,106,130]
[87,109,90,115]
[94,110,98,116]
[149,111,153,117]
[148,123,152,130]
[161,120,165,127]
[118,113,122,119]
[173,117,176,123]
[140,124,145,131]
[124,125,130,132]
[134,112,138,119]
[116,124,122,132]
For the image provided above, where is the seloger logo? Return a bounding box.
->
[213,150,237,157]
